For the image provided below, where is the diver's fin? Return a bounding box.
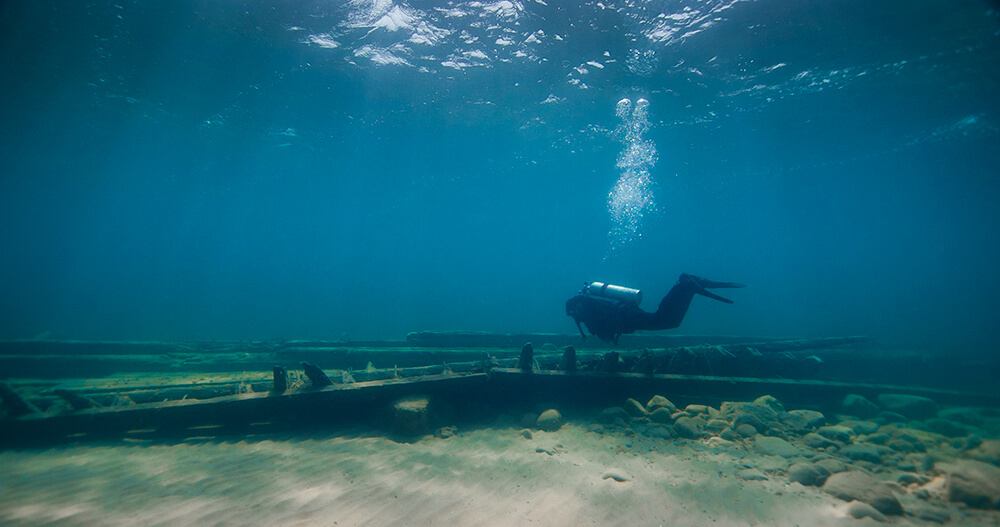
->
[680,273,745,303]
[682,273,746,289]
[696,289,735,304]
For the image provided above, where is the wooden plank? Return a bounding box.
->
[486,369,1000,410]
[8,361,500,410]
[0,373,488,448]
[0,339,409,357]
[0,334,799,356]
[0,340,249,356]
[404,331,794,349]
[0,335,870,379]
[275,347,508,368]
[0,354,282,379]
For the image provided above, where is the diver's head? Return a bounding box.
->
[565,295,585,318]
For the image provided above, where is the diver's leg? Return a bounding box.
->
[650,279,699,329]
[624,308,663,332]
[651,274,746,329]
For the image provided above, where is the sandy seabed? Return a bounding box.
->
[1,417,997,527]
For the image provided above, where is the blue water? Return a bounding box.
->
[1,0,998,352]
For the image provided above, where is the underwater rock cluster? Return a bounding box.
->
[591,392,1000,519]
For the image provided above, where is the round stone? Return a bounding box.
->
[536,409,564,431]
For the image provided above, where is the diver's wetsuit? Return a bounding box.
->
[565,273,744,344]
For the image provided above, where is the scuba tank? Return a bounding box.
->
[583,282,642,305]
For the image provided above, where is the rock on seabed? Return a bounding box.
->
[754,435,800,458]
[536,409,564,432]
[842,394,880,419]
[788,462,830,487]
[602,468,631,482]
[940,459,1000,509]
[876,394,937,420]
[823,471,903,516]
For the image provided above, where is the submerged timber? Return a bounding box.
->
[0,333,997,448]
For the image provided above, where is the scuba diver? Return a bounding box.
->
[566,273,745,344]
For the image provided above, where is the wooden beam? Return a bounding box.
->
[486,369,1000,410]
[0,373,488,448]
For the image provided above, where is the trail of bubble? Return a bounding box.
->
[607,97,658,256]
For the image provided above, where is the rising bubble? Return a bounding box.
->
[607,98,657,256]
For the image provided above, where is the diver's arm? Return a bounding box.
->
[575,319,587,340]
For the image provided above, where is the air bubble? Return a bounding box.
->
[616,98,632,119]
[607,97,658,255]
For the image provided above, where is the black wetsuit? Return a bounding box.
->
[565,273,744,345]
